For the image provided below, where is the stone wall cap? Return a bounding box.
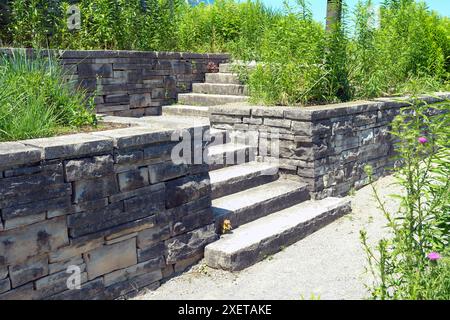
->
[0,142,42,170]
[21,133,114,160]
[92,126,175,149]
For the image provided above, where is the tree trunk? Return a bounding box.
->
[326,0,343,32]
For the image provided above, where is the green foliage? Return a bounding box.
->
[0,50,97,141]
[0,0,449,105]
[360,96,450,300]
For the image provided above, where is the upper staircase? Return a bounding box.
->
[163,63,250,117]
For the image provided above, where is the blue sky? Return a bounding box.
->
[257,0,450,22]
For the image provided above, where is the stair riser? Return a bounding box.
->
[213,187,310,232]
[206,202,351,271]
[207,148,256,171]
[178,94,247,106]
[193,83,248,96]
[212,172,279,200]
[162,106,209,117]
[205,73,241,85]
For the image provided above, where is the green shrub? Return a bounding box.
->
[361,96,450,300]
[0,50,97,141]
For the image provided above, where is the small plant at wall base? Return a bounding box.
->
[360,96,450,300]
[0,50,97,142]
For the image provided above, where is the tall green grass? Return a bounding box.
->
[0,50,97,142]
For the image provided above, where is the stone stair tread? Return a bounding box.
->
[212,179,307,214]
[161,105,209,117]
[207,142,251,157]
[205,197,351,270]
[192,83,248,96]
[178,93,248,99]
[210,161,278,185]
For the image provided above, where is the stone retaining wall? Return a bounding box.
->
[209,93,449,199]
[0,117,216,300]
[0,48,229,117]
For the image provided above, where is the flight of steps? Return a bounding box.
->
[204,130,352,271]
[163,63,249,117]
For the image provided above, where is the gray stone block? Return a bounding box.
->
[0,278,10,294]
[0,142,41,170]
[95,127,173,149]
[64,155,114,182]
[118,168,149,192]
[104,257,163,287]
[23,133,113,160]
[165,173,211,209]
[78,63,113,78]
[84,238,137,280]
[73,175,118,203]
[8,255,49,288]
[165,224,217,264]
[148,162,188,184]
[137,225,171,249]
[0,217,68,266]
[46,278,105,300]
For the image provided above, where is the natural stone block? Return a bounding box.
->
[73,175,118,203]
[171,208,214,236]
[174,252,203,273]
[22,133,113,160]
[0,282,37,300]
[148,162,188,184]
[118,168,149,192]
[84,238,137,280]
[105,216,156,242]
[0,217,68,266]
[0,142,41,170]
[165,224,217,264]
[2,196,71,221]
[123,190,164,215]
[143,142,177,160]
[103,271,160,299]
[0,278,10,294]
[137,243,165,263]
[49,237,104,263]
[264,118,291,128]
[46,278,105,300]
[104,94,129,104]
[49,256,84,274]
[0,264,7,279]
[165,173,211,209]
[96,127,172,149]
[3,212,46,230]
[64,155,114,182]
[105,233,137,245]
[104,257,163,286]
[130,93,152,108]
[109,182,164,203]
[35,269,88,298]
[137,225,171,249]
[114,150,144,165]
[8,255,49,288]
[78,63,113,78]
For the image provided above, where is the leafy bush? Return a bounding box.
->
[360,96,450,300]
[0,50,97,141]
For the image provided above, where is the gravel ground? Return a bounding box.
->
[135,175,401,300]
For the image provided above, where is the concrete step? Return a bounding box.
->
[205,197,352,271]
[193,83,248,96]
[178,93,248,106]
[205,73,241,85]
[212,179,309,230]
[210,162,279,200]
[207,143,256,171]
[162,105,209,117]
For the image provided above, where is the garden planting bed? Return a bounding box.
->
[0,48,229,118]
[0,115,216,300]
[209,93,450,199]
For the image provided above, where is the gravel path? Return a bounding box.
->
[135,175,401,300]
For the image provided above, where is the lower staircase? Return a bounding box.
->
[163,61,351,271]
[204,128,351,271]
